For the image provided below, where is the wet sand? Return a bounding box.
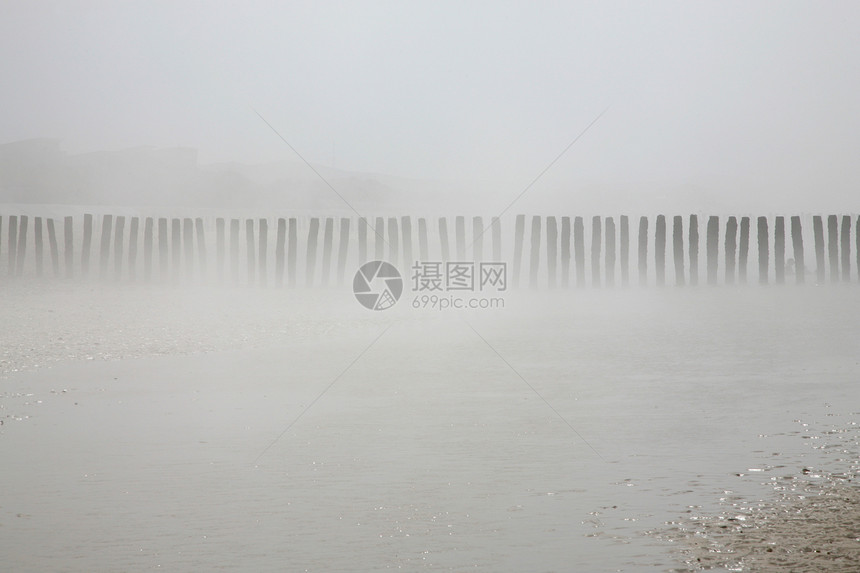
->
[1,281,859,571]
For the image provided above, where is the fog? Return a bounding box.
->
[2,1,860,212]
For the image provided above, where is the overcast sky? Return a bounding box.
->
[2,1,859,209]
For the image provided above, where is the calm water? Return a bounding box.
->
[1,287,858,571]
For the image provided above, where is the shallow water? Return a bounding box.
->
[1,284,858,571]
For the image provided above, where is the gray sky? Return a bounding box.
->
[2,1,859,209]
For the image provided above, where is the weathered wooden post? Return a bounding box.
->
[34,217,43,277]
[99,215,113,280]
[402,216,413,270]
[216,218,225,283]
[841,215,851,282]
[620,215,629,287]
[591,215,602,287]
[547,216,558,289]
[337,218,350,285]
[439,217,450,262]
[288,218,297,288]
[245,219,255,286]
[7,215,18,275]
[856,216,860,282]
[418,218,429,261]
[229,219,239,285]
[706,216,718,286]
[358,217,368,264]
[605,217,616,287]
[529,215,541,289]
[306,217,319,287]
[689,215,699,286]
[673,215,684,286]
[775,216,785,284]
[512,214,524,288]
[82,213,94,277]
[374,217,385,260]
[725,216,738,284]
[757,216,769,285]
[827,215,839,282]
[64,216,74,278]
[258,218,268,287]
[144,218,154,282]
[655,215,666,286]
[47,218,60,277]
[321,217,333,286]
[195,218,206,280]
[790,216,804,284]
[637,216,648,286]
[738,217,750,284]
[387,217,399,266]
[128,217,139,281]
[472,216,483,263]
[492,216,501,262]
[455,216,465,260]
[183,218,194,279]
[16,215,28,277]
[812,215,825,284]
[171,218,181,283]
[561,216,571,288]
[113,216,125,280]
[275,218,286,287]
[574,216,585,288]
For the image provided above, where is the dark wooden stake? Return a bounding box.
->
[591,215,602,287]
[561,216,571,288]
[725,216,738,284]
[673,215,684,286]
[790,216,804,284]
[637,216,648,286]
[512,215,524,288]
[574,216,585,288]
[775,216,785,284]
[738,217,750,284]
[655,215,666,286]
[812,215,825,284]
[547,216,558,289]
[757,216,769,285]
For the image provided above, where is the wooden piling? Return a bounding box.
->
[620,215,629,287]
[288,218,297,288]
[337,218,350,285]
[275,218,286,287]
[127,217,139,281]
[7,215,17,275]
[775,216,785,284]
[387,217,399,266]
[758,216,769,285]
[672,215,684,286]
[790,216,804,284]
[418,218,429,261]
[321,217,333,286]
[455,216,465,260]
[306,217,320,287]
[16,216,28,277]
[99,215,113,280]
[114,216,125,280]
[591,215,602,287]
[605,217,616,287]
[258,218,268,287]
[358,217,368,264]
[689,215,699,286]
[229,219,239,285]
[183,218,194,279]
[547,216,558,288]
[472,216,483,263]
[439,217,450,263]
[402,216,413,271]
[738,217,750,284]
[158,218,169,280]
[34,217,43,277]
[512,215,524,288]
[64,216,74,278]
[841,215,851,282]
[144,218,154,282]
[561,216,571,288]
[725,217,738,284]
[827,215,838,282]
[812,215,825,284]
[216,218,225,283]
[195,218,207,279]
[374,217,385,260]
[637,216,647,286]
[574,216,585,288]
[171,218,181,282]
[492,217,501,262]
[245,219,255,286]
[82,214,93,277]
[529,215,541,289]
[47,218,60,277]
[655,215,666,286]
[706,216,718,286]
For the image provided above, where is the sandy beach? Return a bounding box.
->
[1,281,858,571]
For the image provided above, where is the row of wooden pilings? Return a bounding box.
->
[1,212,858,287]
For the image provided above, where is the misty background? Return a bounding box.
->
[1,1,858,214]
